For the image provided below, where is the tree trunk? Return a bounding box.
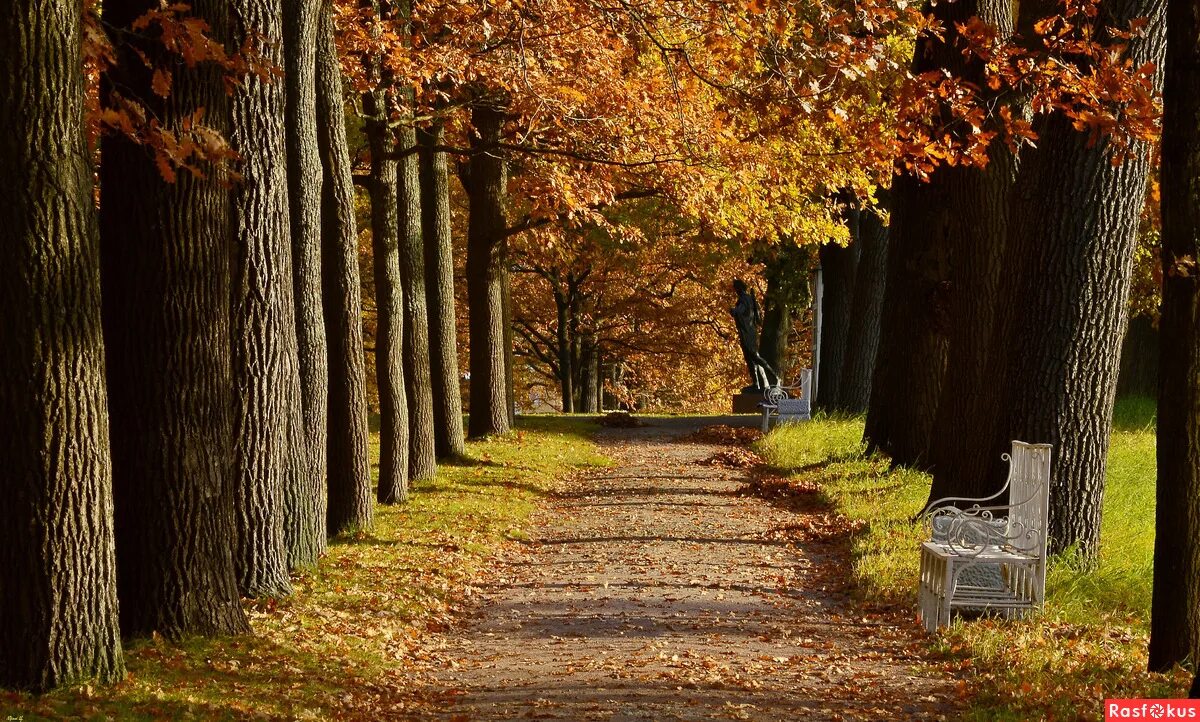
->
[990,0,1165,557]
[579,337,600,413]
[282,0,328,568]
[503,267,517,424]
[317,0,373,534]
[924,153,1019,504]
[838,203,889,413]
[398,119,438,481]
[1149,0,1200,671]
[554,285,575,412]
[229,0,295,599]
[100,0,249,638]
[1116,314,1159,399]
[816,237,859,411]
[463,102,512,438]
[0,1,124,690]
[419,124,467,458]
[863,172,952,467]
[364,81,409,504]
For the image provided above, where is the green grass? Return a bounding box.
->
[1,416,607,721]
[756,398,1190,720]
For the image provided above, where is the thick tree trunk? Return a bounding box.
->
[578,335,600,413]
[816,237,859,411]
[864,172,952,466]
[503,269,517,424]
[1116,314,1159,399]
[283,0,328,568]
[990,0,1165,556]
[838,203,889,413]
[100,0,249,638]
[924,154,1019,503]
[419,124,467,458]
[317,1,373,534]
[364,82,410,504]
[398,120,438,481]
[1149,0,1200,671]
[229,0,295,599]
[463,103,512,438]
[0,2,124,690]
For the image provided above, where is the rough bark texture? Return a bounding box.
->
[1149,0,1200,671]
[989,0,1166,556]
[0,2,125,690]
[864,171,951,467]
[100,0,249,639]
[318,1,373,534]
[364,81,410,505]
[463,103,512,438]
[1116,314,1159,399]
[815,237,859,411]
[283,0,329,567]
[838,204,889,413]
[229,0,295,599]
[503,270,518,425]
[419,124,467,458]
[398,121,438,481]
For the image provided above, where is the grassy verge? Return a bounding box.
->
[755,399,1190,720]
[2,416,606,721]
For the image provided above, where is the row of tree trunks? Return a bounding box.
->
[100,0,251,639]
[282,0,330,568]
[463,102,513,438]
[317,1,374,535]
[420,124,468,458]
[0,1,125,690]
[230,0,297,599]
[837,202,889,413]
[362,45,411,505]
[1149,0,1200,672]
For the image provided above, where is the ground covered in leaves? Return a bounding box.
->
[411,417,961,720]
[0,417,607,721]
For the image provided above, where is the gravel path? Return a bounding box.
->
[416,417,959,721]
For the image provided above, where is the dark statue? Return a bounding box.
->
[730,279,778,392]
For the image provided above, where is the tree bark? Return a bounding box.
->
[1149,0,1200,671]
[989,0,1166,556]
[1116,314,1159,399]
[463,102,512,438]
[100,0,249,638]
[838,203,889,413]
[554,283,575,412]
[318,0,373,534]
[815,236,860,411]
[283,0,329,568]
[0,1,124,690]
[364,81,409,504]
[419,124,467,457]
[229,0,295,599]
[579,335,600,413]
[503,267,517,424]
[863,172,952,467]
[398,119,438,481]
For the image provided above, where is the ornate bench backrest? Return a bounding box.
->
[1004,441,1052,556]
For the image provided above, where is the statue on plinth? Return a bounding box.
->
[730,279,778,392]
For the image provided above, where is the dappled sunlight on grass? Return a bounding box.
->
[0,417,608,721]
[755,398,1190,719]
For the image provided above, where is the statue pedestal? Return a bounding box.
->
[731,393,763,414]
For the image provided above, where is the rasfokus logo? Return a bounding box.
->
[1106,700,1200,720]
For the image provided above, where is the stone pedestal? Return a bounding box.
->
[731,393,763,414]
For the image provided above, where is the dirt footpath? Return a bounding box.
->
[414,417,960,721]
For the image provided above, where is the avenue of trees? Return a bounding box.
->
[0,0,1198,694]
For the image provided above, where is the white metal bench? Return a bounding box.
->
[917,440,1051,632]
[760,368,812,432]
